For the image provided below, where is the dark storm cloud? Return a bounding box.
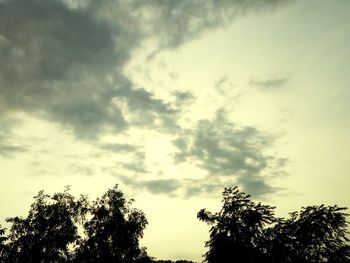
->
[0,0,135,138]
[0,0,178,139]
[48,90,128,139]
[0,0,122,87]
[0,0,292,197]
[250,77,289,89]
[173,110,286,197]
[0,0,293,140]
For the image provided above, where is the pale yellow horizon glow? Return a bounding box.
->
[1,1,350,262]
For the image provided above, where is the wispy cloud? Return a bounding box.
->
[173,110,286,197]
[0,119,27,157]
[250,77,289,89]
[120,176,181,196]
[0,143,27,157]
[131,0,294,48]
[100,143,138,153]
[120,151,148,174]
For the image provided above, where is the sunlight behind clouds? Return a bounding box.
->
[1,0,350,261]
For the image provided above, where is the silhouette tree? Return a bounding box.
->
[3,185,151,263]
[136,247,153,263]
[173,261,196,263]
[5,187,88,263]
[198,186,275,263]
[198,186,350,263]
[0,225,8,262]
[74,185,149,262]
[3,184,349,263]
[263,205,350,263]
[151,261,195,263]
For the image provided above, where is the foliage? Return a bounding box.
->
[5,187,88,263]
[2,184,349,263]
[0,225,7,262]
[75,185,148,262]
[152,261,195,263]
[198,186,350,263]
[1,185,150,263]
[263,205,350,263]
[198,186,275,262]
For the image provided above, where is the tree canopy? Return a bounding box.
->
[1,184,349,263]
[75,185,148,262]
[0,224,7,262]
[1,185,150,263]
[198,186,350,263]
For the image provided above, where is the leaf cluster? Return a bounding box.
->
[0,185,150,263]
[198,186,350,263]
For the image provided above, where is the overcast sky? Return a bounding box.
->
[1,0,350,261]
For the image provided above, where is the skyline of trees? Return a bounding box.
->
[198,186,350,263]
[0,185,349,262]
[0,185,150,263]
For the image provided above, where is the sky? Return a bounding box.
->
[1,0,350,261]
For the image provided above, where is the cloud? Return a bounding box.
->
[182,178,227,198]
[100,143,138,153]
[0,0,123,87]
[173,91,195,108]
[110,85,179,131]
[250,77,289,89]
[0,0,133,139]
[0,143,27,158]
[120,151,148,174]
[0,0,179,139]
[0,0,292,198]
[143,179,181,194]
[215,76,229,90]
[48,90,128,139]
[131,0,294,49]
[0,0,294,141]
[239,176,279,197]
[174,91,194,103]
[174,110,272,176]
[0,117,27,157]
[173,110,286,197]
[120,176,181,196]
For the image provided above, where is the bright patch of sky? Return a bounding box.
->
[1,0,350,261]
